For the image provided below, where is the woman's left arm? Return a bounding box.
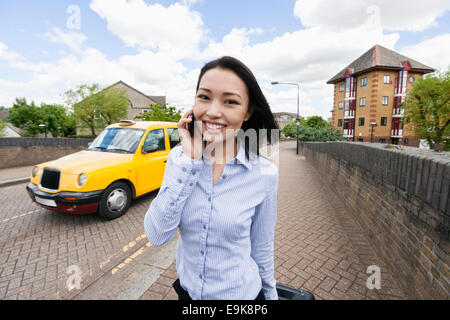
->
[250,168,279,300]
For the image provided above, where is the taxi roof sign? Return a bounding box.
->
[118,120,136,126]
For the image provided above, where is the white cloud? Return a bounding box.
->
[0,42,25,63]
[89,0,205,59]
[294,0,450,32]
[43,27,87,51]
[1,0,447,122]
[0,44,197,112]
[195,17,398,119]
[400,33,450,71]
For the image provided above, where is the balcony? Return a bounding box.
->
[391,129,403,138]
[343,129,354,137]
[344,109,355,119]
[392,108,404,117]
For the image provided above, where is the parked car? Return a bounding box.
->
[26,120,180,220]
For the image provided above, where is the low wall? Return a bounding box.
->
[0,138,93,169]
[299,141,449,299]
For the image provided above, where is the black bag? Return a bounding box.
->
[276,283,315,300]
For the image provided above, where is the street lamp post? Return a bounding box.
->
[271,81,300,155]
[370,122,377,143]
[39,124,47,138]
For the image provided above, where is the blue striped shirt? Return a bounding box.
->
[144,139,279,300]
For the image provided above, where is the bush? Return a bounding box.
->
[68,134,95,139]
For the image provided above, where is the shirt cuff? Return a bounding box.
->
[168,148,204,196]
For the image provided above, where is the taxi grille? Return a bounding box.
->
[40,168,61,190]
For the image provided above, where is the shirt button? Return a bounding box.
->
[222,175,226,179]
[177,178,182,183]
[192,170,197,175]
[200,250,204,255]
[182,167,187,172]
[189,182,193,186]
[203,224,206,230]
[208,197,211,201]
[199,274,202,279]
[170,202,174,206]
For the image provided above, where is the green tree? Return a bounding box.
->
[305,115,330,129]
[405,70,450,151]
[39,104,77,137]
[64,84,129,137]
[8,98,42,136]
[298,126,344,142]
[282,117,305,138]
[0,119,6,137]
[135,103,182,122]
[283,117,343,142]
[8,98,75,137]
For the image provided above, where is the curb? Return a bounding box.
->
[0,177,29,188]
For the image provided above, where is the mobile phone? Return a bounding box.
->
[188,113,195,137]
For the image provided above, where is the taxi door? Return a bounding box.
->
[135,128,169,195]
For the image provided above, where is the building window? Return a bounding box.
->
[360,97,366,106]
[339,83,344,92]
[384,75,391,84]
[404,138,409,145]
[358,117,365,126]
[142,109,149,113]
[358,138,363,142]
[406,117,410,123]
[381,117,387,126]
[379,139,386,143]
[337,119,343,127]
[409,76,414,83]
[361,77,367,87]
[382,96,389,105]
[338,101,343,109]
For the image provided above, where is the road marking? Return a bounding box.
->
[112,239,152,275]
[0,209,41,224]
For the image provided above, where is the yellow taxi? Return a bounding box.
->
[26,120,180,220]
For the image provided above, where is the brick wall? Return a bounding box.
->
[0,138,93,169]
[299,141,449,299]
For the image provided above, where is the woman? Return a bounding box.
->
[144,56,279,300]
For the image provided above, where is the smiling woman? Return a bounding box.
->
[144,56,280,300]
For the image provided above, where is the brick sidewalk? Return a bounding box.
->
[140,141,408,300]
[0,165,32,181]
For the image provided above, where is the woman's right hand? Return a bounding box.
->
[177,108,204,160]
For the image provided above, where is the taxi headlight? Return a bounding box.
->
[78,173,87,186]
[32,166,39,178]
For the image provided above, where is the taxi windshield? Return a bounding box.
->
[87,128,145,154]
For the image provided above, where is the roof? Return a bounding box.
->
[273,112,298,117]
[110,81,166,106]
[327,44,434,84]
[0,109,8,121]
[106,120,177,130]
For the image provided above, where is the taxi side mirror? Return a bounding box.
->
[142,145,158,154]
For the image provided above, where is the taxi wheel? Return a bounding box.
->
[97,182,131,220]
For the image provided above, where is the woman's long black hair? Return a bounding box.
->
[195,56,279,161]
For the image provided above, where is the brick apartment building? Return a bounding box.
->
[327,45,434,147]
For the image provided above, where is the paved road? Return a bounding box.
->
[142,140,408,300]
[0,178,160,299]
[0,140,408,300]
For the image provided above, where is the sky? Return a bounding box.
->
[0,0,449,120]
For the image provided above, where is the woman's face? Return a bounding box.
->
[194,67,252,145]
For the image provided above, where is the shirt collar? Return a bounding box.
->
[202,139,254,170]
[234,139,254,170]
